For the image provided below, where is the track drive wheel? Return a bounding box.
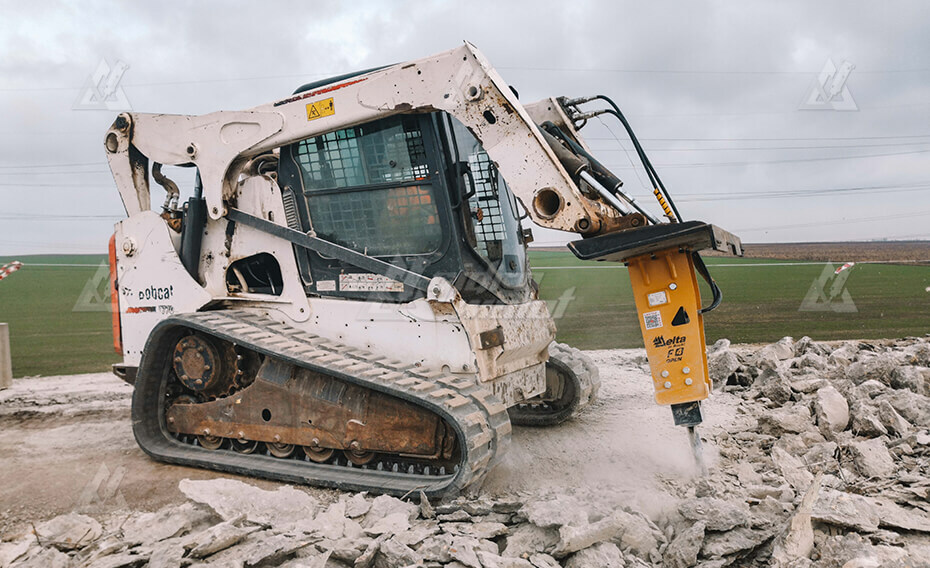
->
[508,342,600,427]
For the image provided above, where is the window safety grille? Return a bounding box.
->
[292,116,442,256]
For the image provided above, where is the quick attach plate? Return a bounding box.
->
[568,221,742,263]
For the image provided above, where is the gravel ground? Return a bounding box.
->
[1,336,929,566]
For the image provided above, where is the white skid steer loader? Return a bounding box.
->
[104,42,741,496]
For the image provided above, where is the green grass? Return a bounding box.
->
[533,252,930,349]
[0,255,120,377]
[1,251,928,377]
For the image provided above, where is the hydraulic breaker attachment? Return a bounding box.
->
[627,249,710,406]
[570,221,742,474]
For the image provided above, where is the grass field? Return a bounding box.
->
[0,255,120,377]
[531,252,930,350]
[1,251,929,377]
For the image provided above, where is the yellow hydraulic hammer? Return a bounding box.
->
[570,222,742,473]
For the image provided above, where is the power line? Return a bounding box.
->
[0,214,122,221]
[499,65,930,76]
[734,209,930,232]
[0,161,106,170]
[605,147,930,169]
[675,181,930,202]
[588,141,930,152]
[4,64,929,93]
[584,134,930,142]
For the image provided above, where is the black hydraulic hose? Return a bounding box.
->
[592,95,684,223]
[692,252,722,314]
[180,170,206,281]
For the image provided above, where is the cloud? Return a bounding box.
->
[1,0,930,254]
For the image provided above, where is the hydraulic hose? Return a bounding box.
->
[591,95,683,224]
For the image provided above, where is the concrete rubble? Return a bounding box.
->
[3,336,930,566]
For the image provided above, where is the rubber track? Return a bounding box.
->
[508,342,601,427]
[131,310,511,497]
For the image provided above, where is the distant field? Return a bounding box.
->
[531,250,930,349]
[714,241,930,264]
[1,249,929,376]
[0,255,119,377]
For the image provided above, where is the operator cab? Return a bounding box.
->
[277,111,533,305]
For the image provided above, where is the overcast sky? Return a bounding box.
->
[1,0,929,255]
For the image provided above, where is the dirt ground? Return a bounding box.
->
[0,349,735,538]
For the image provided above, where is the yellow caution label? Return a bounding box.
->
[306,98,335,121]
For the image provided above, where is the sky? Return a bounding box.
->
[1,0,929,254]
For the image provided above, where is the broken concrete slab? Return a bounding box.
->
[770,473,822,566]
[353,533,388,568]
[528,552,562,568]
[771,446,814,492]
[419,491,435,520]
[550,513,622,558]
[372,536,421,568]
[876,400,912,436]
[889,365,930,395]
[441,521,509,540]
[812,489,880,533]
[417,533,455,563]
[679,498,751,531]
[878,390,930,428]
[757,367,794,406]
[187,515,258,558]
[178,478,318,526]
[147,543,186,568]
[614,510,662,559]
[663,520,705,568]
[700,525,776,558]
[122,502,214,546]
[502,523,559,558]
[849,402,889,438]
[475,550,535,568]
[34,512,102,551]
[343,492,371,518]
[15,546,74,568]
[708,345,741,388]
[564,541,624,568]
[324,535,372,564]
[438,509,472,522]
[364,511,411,537]
[362,494,420,528]
[757,404,815,436]
[521,495,588,528]
[0,539,32,568]
[449,535,483,568]
[813,385,850,436]
[871,497,930,533]
[846,438,896,478]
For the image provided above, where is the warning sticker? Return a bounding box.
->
[643,310,663,330]
[316,280,336,292]
[647,291,668,307]
[306,97,335,121]
[339,273,404,292]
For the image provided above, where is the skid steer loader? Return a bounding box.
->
[105,43,741,496]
